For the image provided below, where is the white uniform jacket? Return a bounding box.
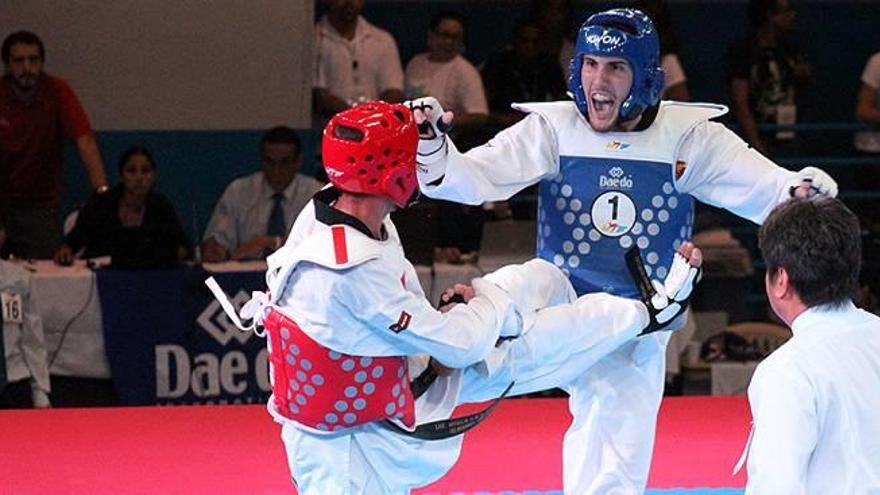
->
[745,301,880,494]
[266,188,519,369]
[418,100,799,225]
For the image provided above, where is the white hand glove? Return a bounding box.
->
[790,166,838,198]
[406,97,453,179]
[628,245,702,335]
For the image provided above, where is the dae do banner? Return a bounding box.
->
[98,268,270,405]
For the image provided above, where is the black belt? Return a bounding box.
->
[385,364,515,441]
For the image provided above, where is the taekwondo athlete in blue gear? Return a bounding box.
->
[546,8,685,298]
[408,7,838,494]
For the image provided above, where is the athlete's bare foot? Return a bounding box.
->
[676,241,703,269]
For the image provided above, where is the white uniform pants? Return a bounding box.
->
[561,332,670,494]
[467,259,674,494]
[465,326,670,495]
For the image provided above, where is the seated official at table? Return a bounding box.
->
[200,126,322,262]
[54,146,189,264]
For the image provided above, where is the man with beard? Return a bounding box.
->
[0,30,108,259]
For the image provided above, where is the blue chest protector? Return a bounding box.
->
[537,156,693,298]
[512,101,727,299]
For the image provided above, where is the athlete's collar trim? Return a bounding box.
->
[313,187,386,240]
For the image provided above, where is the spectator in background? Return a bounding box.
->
[313,0,405,120]
[855,51,880,153]
[0,30,109,260]
[635,0,691,101]
[727,0,812,155]
[202,127,322,262]
[404,10,488,141]
[53,146,188,264]
[405,11,489,262]
[745,197,880,493]
[528,0,577,81]
[481,18,566,220]
[852,52,880,239]
[482,19,567,129]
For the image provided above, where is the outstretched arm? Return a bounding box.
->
[676,121,836,224]
[409,97,559,205]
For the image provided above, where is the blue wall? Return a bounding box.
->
[63,130,317,243]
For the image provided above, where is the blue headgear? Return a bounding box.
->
[567,8,665,123]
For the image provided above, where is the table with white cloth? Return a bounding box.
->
[25,260,274,382]
[26,260,109,379]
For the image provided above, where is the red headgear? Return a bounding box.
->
[322,101,419,208]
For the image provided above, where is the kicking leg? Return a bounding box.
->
[460,244,702,402]
[460,291,650,403]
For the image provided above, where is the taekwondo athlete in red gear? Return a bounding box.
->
[207,101,704,494]
[408,8,837,494]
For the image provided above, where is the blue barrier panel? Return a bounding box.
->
[98,266,269,405]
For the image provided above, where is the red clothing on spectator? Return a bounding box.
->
[0,73,94,208]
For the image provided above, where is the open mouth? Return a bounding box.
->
[590,92,616,119]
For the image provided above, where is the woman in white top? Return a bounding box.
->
[404,11,487,131]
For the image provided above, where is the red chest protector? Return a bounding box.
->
[262,309,416,432]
